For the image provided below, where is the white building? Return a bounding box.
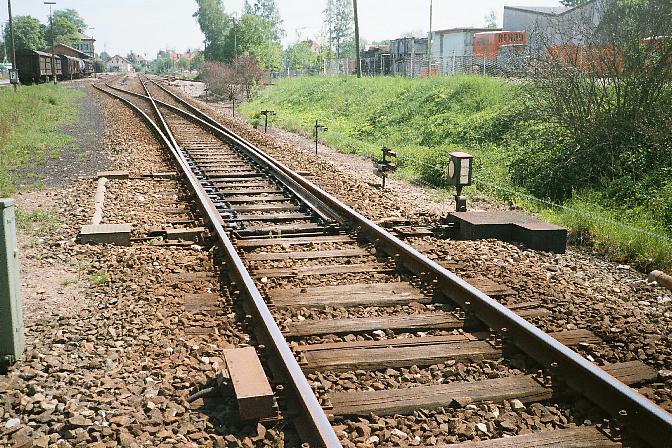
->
[105,55,134,73]
[429,27,500,60]
[503,0,608,51]
[72,30,96,59]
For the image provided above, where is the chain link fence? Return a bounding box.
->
[271,51,533,79]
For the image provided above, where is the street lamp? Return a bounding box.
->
[44,1,56,85]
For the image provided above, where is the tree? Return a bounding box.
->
[202,56,264,101]
[191,51,205,71]
[3,16,46,51]
[285,41,319,71]
[150,50,174,74]
[0,36,6,62]
[178,57,191,71]
[484,10,498,28]
[323,0,354,59]
[53,9,86,31]
[512,0,672,202]
[126,53,144,72]
[193,0,231,61]
[560,0,591,6]
[99,51,111,62]
[231,13,281,71]
[45,15,79,46]
[243,0,284,42]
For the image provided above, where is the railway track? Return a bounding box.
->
[94,74,672,448]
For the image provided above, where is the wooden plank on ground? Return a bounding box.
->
[465,277,517,297]
[183,293,220,313]
[394,226,434,238]
[225,195,290,203]
[224,347,276,420]
[506,302,552,319]
[432,427,620,448]
[236,235,353,249]
[213,181,273,188]
[240,223,326,235]
[284,312,462,337]
[207,172,261,179]
[294,334,476,353]
[600,360,658,385]
[329,375,551,416]
[166,272,216,283]
[303,339,499,372]
[218,188,281,195]
[253,262,391,279]
[231,204,301,213]
[326,361,656,417]
[269,282,428,309]
[230,213,309,222]
[297,330,600,372]
[246,248,369,262]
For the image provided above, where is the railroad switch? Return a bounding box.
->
[375,146,397,188]
[314,120,328,154]
[259,110,276,133]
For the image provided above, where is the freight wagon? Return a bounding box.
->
[15,50,63,84]
[59,54,86,80]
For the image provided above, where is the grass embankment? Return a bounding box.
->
[0,84,81,195]
[241,76,672,271]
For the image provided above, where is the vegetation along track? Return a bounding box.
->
[93,74,672,448]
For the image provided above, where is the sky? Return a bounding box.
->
[1,0,563,59]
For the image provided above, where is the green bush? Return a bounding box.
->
[241,75,672,270]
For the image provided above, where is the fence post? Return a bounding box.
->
[0,198,24,372]
[452,50,456,75]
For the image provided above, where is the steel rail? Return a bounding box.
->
[105,78,341,228]
[145,78,672,447]
[94,81,342,448]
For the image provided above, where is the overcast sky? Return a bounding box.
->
[1,0,562,59]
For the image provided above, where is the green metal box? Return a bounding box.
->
[0,198,25,366]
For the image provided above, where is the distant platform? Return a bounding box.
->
[446,211,567,253]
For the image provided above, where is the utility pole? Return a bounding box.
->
[428,0,433,75]
[267,23,271,81]
[233,14,238,60]
[353,0,361,78]
[44,2,57,85]
[8,1,17,90]
[8,0,16,69]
